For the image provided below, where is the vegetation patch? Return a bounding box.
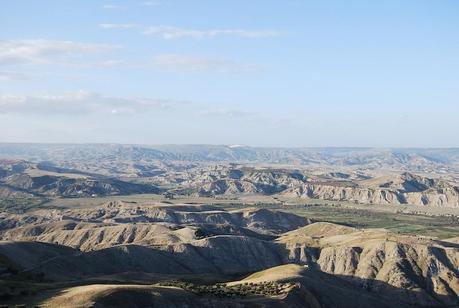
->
[159,280,295,298]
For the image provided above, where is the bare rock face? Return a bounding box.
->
[1,222,199,250]
[0,202,458,307]
[283,172,459,207]
[0,173,161,198]
[182,167,459,207]
[287,183,408,205]
[0,205,311,281]
[2,156,459,207]
[0,204,310,251]
[278,223,459,306]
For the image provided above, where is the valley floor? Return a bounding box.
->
[8,194,458,239]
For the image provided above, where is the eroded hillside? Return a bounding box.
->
[1,159,459,207]
[0,201,457,307]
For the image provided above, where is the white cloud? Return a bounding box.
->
[0,39,121,66]
[100,23,137,29]
[0,90,265,123]
[142,25,281,39]
[99,23,280,39]
[0,91,179,116]
[152,54,259,72]
[102,4,121,9]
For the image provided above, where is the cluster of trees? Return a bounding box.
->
[160,280,294,298]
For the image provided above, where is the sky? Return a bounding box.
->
[1,0,458,147]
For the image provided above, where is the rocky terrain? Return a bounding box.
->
[278,223,459,306]
[284,172,459,207]
[1,156,459,207]
[0,201,457,307]
[0,144,458,306]
[175,167,459,207]
[0,160,161,198]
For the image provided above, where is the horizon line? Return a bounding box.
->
[0,142,458,150]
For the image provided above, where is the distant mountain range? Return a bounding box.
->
[1,144,459,207]
[0,143,458,173]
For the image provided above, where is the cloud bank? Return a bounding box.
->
[143,25,281,39]
[100,23,137,29]
[100,24,280,39]
[0,91,178,116]
[0,39,120,66]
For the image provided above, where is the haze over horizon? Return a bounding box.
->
[1,0,458,147]
[1,142,459,150]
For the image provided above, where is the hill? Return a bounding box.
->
[0,202,457,307]
[0,161,160,198]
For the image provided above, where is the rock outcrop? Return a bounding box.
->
[278,223,459,306]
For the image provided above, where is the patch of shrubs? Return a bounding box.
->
[160,280,295,298]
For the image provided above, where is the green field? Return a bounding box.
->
[1,194,458,239]
[216,202,459,239]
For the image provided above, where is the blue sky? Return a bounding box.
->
[1,0,458,147]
